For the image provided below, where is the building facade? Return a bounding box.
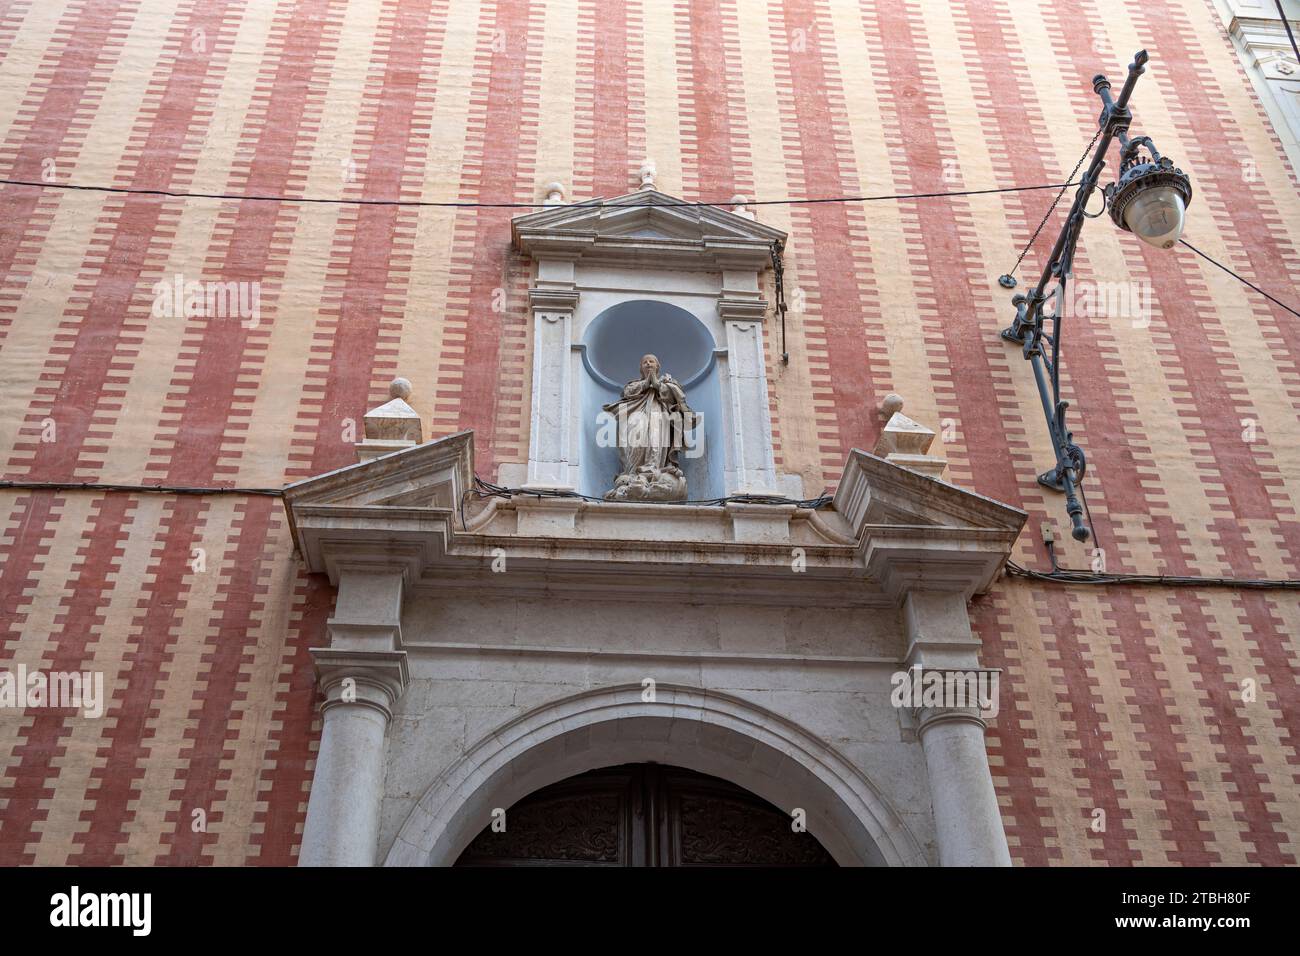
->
[1,0,1298,866]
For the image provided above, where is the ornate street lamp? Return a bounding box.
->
[999,50,1191,542]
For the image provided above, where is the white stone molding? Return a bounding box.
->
[719,318,778,493]
[299,568,411,867]
[284,434,1025,606]
[1213,0,1300,172]
[902,590,1012,867]
[524,287,580,490]
[384,684,927,867]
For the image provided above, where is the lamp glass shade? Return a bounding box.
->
[1122,186,1186,249]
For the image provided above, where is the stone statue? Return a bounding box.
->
[603,354,697,501]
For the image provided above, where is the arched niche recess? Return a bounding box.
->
[578,299,723,500]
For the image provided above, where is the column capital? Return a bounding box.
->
[527,286,579,312]
[717,294,768,322]
[311,647,409,720]
[916,705,987,736]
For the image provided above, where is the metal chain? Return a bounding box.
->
[1003,127,1103,283]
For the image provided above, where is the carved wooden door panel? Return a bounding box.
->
[455,763,836,867]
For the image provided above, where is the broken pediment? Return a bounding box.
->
[511,188,787,270]
[282,428,1025,603]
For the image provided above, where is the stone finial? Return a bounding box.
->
[880,392,905,419]
[873,395,947,479]
[638,159,656,190]
[357,377,424,463]
[730,194,755,220]
[543,182,565,205]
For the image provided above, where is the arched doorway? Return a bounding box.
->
[454,763,837,867]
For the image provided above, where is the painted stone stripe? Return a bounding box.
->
[1210,518,1300,786]
[9,0,244,481]
[149,0,344,487]
[256,0,450,859]
[769,0,889,483]
[950,0,1205,859]
[75,0,346,863]
[1125,0,1300,558]
[675,0,753,203]
[0,493,64,863]
[249,573,332,865]
[0,1,35,66]
[994,1,1241,860]
[943,0,1226,864]
[1004,3,1169,523]
[157,496,275,863]
[67,496,206,863]
[0,493,133,865]
[1104,586,1219,863]
[1138,0,1300,374]
[574,0,643,198]
[1040,587,1142,863]
[1141,513,1293,863]
[858,0,1077,859]
[289,0,447,480]
[971,590,1058,865]
[0,495,60,661]
[0,0,140,343]
[442,0,543,477]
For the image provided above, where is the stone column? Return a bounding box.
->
[299,651,407,866]
[904,590,1012,867]
[299,569,409,867]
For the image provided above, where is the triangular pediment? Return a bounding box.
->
[284,430,473,515]
[832,448,1026,535]
[512,189,786,269]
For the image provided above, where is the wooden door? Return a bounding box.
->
[455,763,836,867]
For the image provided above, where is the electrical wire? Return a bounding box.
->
[1006,559,1300,590]
[6,479,1295,591]
[1178,238,1300,319]
[0,175,1082,209]
[4,177,1296,316]
[0,479,283,496]
[472,475,833,510]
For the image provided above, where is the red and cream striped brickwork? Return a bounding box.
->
[0,0,1297,865]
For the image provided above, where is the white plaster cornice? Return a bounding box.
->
[283,432,1027,607]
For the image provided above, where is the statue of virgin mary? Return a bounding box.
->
[602,354,697,501]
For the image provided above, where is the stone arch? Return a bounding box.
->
[385,684,927,867]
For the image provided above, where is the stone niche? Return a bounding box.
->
[507,187,794,500]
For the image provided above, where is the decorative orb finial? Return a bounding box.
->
[544,181,565,205]
[389,377,413,400]
[880,392,905,418]
[639,159,656,190]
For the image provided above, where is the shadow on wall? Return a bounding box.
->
[578,299,723,500]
